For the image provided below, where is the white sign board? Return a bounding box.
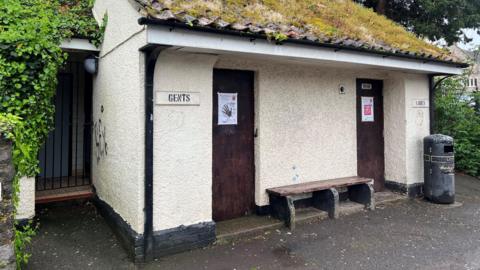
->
[155,91,200,105]
[361,96,374,122]
[412,99,429,108]
[218,92,237,125]
[361,83,372,90]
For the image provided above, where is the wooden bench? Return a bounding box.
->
[266,176,375,230]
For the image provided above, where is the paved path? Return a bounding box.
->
[27,174,480,270]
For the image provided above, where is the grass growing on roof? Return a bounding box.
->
[153,0,448,59]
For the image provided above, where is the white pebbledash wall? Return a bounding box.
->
[216,57,360,206]
[384,73,430,186]
[152,52,430,231]
[16,177,35,220]
[91,0,147,234]
[384,74,408,184]
[405,74,430,185]
[153,52,218,231]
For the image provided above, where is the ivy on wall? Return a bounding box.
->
[0,0,105,267]
[59,0,107,47]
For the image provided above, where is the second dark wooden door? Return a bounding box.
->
[356,79,385,191]
[212,69,255,221]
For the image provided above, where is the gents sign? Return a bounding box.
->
[156,91,200,105]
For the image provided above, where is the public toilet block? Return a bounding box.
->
[16,0,467,261]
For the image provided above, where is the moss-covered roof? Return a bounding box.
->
[135,0,462,63]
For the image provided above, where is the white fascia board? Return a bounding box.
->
[147,26,464,75]
[60,38,100,52]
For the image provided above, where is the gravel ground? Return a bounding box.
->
[26,174,480,270]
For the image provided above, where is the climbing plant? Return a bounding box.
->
[59,0,107,47]
[0,0,104,267]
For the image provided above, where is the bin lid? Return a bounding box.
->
[424,134,453,144]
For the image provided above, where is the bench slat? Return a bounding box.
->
[266,176,373,197]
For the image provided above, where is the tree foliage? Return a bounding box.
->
[355,0,480,44]
[434,76,480,177]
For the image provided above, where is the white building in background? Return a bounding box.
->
[467,62,479,91]
[450,45,479,91]
[465,54,479,92]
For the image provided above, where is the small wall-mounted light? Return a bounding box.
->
[84,55,98,75]
[339,84,346,94]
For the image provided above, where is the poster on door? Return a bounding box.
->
[361,96,374,122]
[218,92,238,125]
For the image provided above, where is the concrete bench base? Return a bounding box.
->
[312,188,339,219]
[269,195,296,230]
[348,183,375,210]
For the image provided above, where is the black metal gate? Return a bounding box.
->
[36,61,92,191]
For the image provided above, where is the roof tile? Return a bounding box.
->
[134,0,464,64]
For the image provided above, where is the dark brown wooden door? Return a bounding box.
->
[356,79,385,191]
[212,69,255,221]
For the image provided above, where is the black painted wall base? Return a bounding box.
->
[256,205,271,216]
[15,218,32,229]
[385,180,423,198]
[93,195,216,262]
[151,222,216,258]
[92,196,145,262]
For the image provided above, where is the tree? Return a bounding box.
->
[434,74,480,177]
[355,0,480,45]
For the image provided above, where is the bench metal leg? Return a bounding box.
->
[348,182,375,210]
[269,194,296,230]
[312,188,339,219]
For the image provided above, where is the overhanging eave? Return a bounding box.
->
[146,25,465,75]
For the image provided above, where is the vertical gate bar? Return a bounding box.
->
[82,115,86,185]
[82,64,86,185]
[59,72,65,189]
[67,67,72,188]
[80,62,86,186]
[75,62,80,187]
[70,62,74,188]
[43,134,47,191]
[84,69,92,186]
[68,67,73,188]
[51,78,58,190]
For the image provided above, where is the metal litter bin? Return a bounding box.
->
[424,134,455,204]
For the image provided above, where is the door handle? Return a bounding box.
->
[254,128,258,138]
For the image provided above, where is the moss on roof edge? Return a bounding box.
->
[134,0,466,64]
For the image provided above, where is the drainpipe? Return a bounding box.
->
[142,45,166,261]
[429,75,435,134]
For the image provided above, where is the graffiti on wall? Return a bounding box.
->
[94,105,108,163]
